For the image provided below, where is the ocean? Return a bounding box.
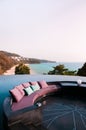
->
[29,62,84,74]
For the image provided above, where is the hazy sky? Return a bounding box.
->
[0,0,86,62]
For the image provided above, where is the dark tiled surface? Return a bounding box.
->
[40,96,86,130]
[17,94,86,130]
[5,94,86,130]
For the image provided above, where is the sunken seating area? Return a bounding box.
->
[3,80,60,128]
[2,75,86,130]
[9,80,60,111]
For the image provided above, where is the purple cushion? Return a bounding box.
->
[37,86,58,96]
[11,92,40,111]
[22,82,30,88]
[38,80,48,89]
[10,87,24,102]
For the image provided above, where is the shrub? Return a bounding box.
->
[77,63,86,76]
[15,63,30,74]
[48,64,76,75]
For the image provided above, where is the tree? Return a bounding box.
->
[48,64,76,75]
[77,62,86,76]
[15,63,30,74]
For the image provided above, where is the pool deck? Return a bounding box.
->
[8,94,86,130]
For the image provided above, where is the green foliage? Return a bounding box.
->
[77,62,86,76]
[48,64,76,75]
[15,63,30,74]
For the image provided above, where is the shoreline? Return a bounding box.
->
[3,64,37,75]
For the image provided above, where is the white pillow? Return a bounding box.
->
[31,83,40,92]
[24,86,33,95]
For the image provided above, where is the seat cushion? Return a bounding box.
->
[37,85,58,96]
[11,92,40,111]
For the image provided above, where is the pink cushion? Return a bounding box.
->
[15,84,25,96]
[16,84,24,90]
[38,80,48,89]
[22,82,30,88]
[10,87,24,102]
[30,81,38,85]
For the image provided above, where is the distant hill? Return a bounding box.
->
[0,50,20,57]
[0,51,18,74]
[0,50,56,74]
[0,50,56,63]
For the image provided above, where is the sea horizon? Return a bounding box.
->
[29,62,84,74]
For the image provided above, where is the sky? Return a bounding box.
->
[0,0,86,62]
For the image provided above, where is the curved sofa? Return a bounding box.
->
[11,84,60,111]
[3,80,61,127]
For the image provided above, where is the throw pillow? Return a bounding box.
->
[16,84,25,96]
[31,84,40,92]
[24,86,33,95]
[10,87,24,102]
[22,82,30,88]
[38,80,48,89]
[30,81,38,85]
